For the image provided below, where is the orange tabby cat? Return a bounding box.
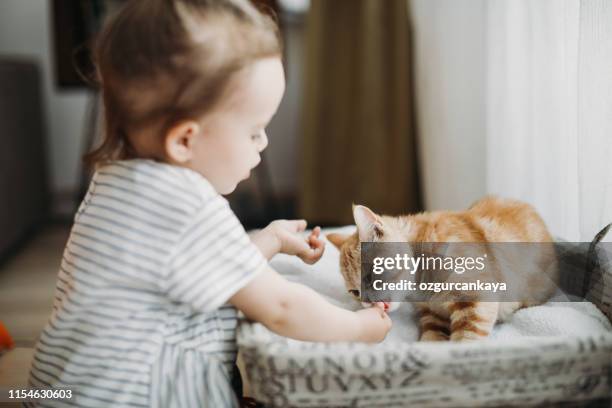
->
[327,196,558,341]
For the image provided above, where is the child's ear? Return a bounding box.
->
[165,120,200,163]
[353,204,384,241]
[327,233,349,249]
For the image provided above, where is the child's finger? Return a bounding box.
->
[311,236,325,250]
[291,235,312,254]
[312,239,325,256]
[372,302,387,312]
[307,233,322,249]
[311,226,321,237]
[291,219,307,232]
[303,238,325,264]
[307,237,323,251]
[372,302,390,313]
[307,234,316,247]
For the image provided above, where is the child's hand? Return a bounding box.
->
[267,220,325,264]
[355,305,393,343]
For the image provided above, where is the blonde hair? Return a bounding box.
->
[86,0,281,166]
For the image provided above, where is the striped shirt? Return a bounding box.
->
[27,159,266,407]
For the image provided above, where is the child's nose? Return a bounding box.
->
[257,130,269,152]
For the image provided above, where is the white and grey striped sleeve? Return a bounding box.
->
[164,195,266,312]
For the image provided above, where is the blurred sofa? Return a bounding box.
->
[0,58,50,258]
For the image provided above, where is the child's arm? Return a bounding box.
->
[239,220,391,342]
[229,266,392,343]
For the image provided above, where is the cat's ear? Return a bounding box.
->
[353,204,384,241]
[326,233,349,249]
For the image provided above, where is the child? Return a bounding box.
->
[27,0,392,406]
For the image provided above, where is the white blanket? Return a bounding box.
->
[270,227,611,344]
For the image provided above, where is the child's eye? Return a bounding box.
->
[251,133,261,141]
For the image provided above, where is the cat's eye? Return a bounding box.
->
[348,289,360,297]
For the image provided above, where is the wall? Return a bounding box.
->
[0,1,303,216]
[0,0,90,216]
[408,0,487,211]
[273,0,488,212]
[264,16,304,197]
[0,0,489,215]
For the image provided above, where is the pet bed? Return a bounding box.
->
[237,226,612,407]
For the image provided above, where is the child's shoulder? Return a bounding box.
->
[93,159,224,215]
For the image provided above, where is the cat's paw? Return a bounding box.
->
[419,331,449,342]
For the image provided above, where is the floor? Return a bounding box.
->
[0,225,69,402]
[0,226,69,346]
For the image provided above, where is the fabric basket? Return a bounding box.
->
[237,226,612,408]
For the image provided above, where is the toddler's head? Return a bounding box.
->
[88,0,284,194]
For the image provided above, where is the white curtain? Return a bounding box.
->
[409,0,488,212]
[486,0,612,241]
[410,0,611,240]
